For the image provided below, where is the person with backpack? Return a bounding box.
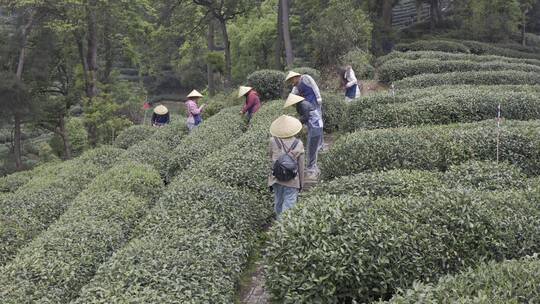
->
[238,86,261,124]
[151,105,170,127]
[284,93,323,178]
[268,115,305,219]
[185,90,206,132]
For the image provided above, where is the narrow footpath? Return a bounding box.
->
[239,134,335,304]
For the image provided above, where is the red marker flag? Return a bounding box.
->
[142,102,151,110]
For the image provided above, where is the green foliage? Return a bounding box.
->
[444,161,529,191]
[309,0,372,66]
[77,146,128,170]
[385,258,540,303]
[114,125,157,149]
[265,189,540,303]
[321,93,349,133]
[50,117,88,158]
[346,89,540,130]
[168,107,245,178]
[83,94,133,146]
[460,40,540,60]
[0,163,162,304]
[378,51,540,67]
[321,120,540,180]
[125,138,172,181]
[0,170,34,193]
[292,67,321,83]
[340,49,375,79]
[396,40,471,53]
[461,0,521,42]
[395,70,540,88]
[247,69,286,101]
[379,59,540,83]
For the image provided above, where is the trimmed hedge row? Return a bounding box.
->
[378,51,540,67]
[0,162,162,304]
[379,59,540,83]
[321,93,349,133]
[0,147,127,266]
[321,120,540,180]
[72,103,281,302]
[461,40,540,60]
[168,106,245,178]
[396,40,471,53]
[310,161,529,199]
[347,90,540,130]
[265,189,540,303]
[0,170,35,193]
[385,258,540,303]
[395,70,540,89]
[114,125,157,149]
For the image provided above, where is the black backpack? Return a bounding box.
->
[272,137,300,182]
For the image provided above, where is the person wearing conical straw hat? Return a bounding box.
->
[185,89,206,132]
[284,93,323,178]
[268,115,305,219]
[151,105,170,127]
[238,86,261,124]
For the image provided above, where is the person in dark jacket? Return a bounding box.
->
[238,86,261,124]
[151,105,170,127]
[283,94,323,178]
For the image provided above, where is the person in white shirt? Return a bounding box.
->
[341,65,361,102]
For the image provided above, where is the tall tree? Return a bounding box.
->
[275,0,284,69]
[281,0,294,67]
[193,0,251,87]
[207,17,216,95]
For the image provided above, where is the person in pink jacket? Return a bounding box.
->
[184,90,206,132]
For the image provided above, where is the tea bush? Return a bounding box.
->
[125,138,173,181]
[460,40,540,60]
[77,146,128,170]
[168,107,244,178]
[385,258,540,303]
[379,59,540,83]
[321,93,349,133]
[341,49,375,79]
[396,40,471,53]
[0,161,102,266]
[378,51,540,66]
[0,170,34,193]
[74,176,271,303]
[347,90,540,130]
[444,161,529,191]
[0,163,162,304]
[321,120,540,180]
[265,190,540,303]
[114,125,157,149]
[395,70,540,89]
[247,69,286,101]
[153,119,188,149]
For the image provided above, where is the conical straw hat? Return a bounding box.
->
[284,93,305,108]
[270,115,303,138]
[187,90,203,98]
[285,71,301,82]
[238,86,253,98]
[154,105,168,115]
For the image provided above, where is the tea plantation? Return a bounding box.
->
[1,40,540,304]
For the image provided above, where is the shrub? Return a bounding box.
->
[0,163,162,304]
[247,69,286,101]
[321,120,540,180]
[0,170,34,193]
[0,161,102,266]
[168,107,244,178]
[125,138,172,181]
[340,49,375,79]
[444,161,529,191]
[114,125,157,149]
[292,67,321,83]
[347,89,540,130]
[49,117,89,158]
[153,119,188,149]
[395,70,540,89]
[74,177,271,303]
[385,258,540,303]
[379,59,540,83]
[460,40,540,60]
[396,40,471,53]
[321,93,349,133]
[77,146,128,170]
[265,190,540,303]
[377,51,540,67]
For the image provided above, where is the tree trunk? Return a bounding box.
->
[58,116,72,160]
[218,18,232,88]
[103,22,114,84]
[86,1,99,98]
[13,10,35,171]
[382,0,394,32]
[207,18,216,96]
[282,0,294,67]
[75,33,90,93]
[275,0,284,69]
